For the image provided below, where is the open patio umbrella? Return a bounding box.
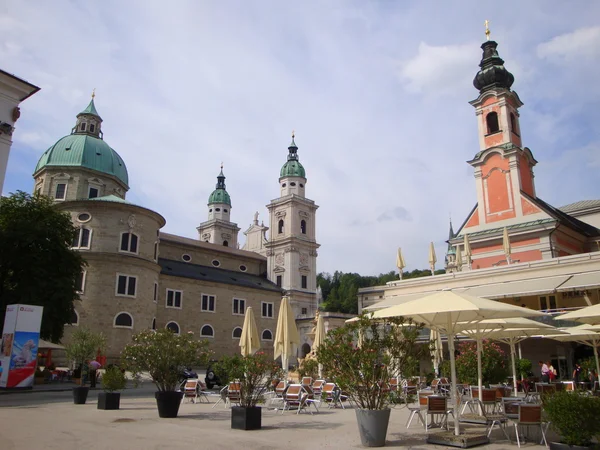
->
[502,227,511,264]
[555,304,600,325]
[549,326,600,379]
[396,247,406,279]
[239,306,260,357]
[428,242,437,275]
[464,234,472,269]
[313,311,326,378]
[274,297,300,379]
[371,291,545,436]
[430,329,443,377]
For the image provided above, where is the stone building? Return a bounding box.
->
[360,38,600,379]
[32,96,320,361]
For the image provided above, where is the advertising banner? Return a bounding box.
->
[0,304,44,389]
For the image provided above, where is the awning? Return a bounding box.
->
[462,275,571,299]
[364,289,470,311]
[38,339,65,350]
[556,272,600,291]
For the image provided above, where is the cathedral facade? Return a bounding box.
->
[32,98,319,360]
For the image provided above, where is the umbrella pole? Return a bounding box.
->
[477,337,483,413]
[510,340,518,394]
[594,343,600,381]
[447,317,460,436]
[318,363,323,379]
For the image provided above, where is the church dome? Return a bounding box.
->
[280,136,306,178]
[33,98,129,186]
[34,134,129,185]
[208,168,231,206]
[473,41,514,93]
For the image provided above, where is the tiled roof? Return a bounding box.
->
[559,199,600,214]
[158,258,282,293]
[159,232,267,260]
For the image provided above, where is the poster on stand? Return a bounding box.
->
[0,305,44,389]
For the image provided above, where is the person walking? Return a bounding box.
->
[573,363,582,384]
[539,360,550,383]
[547,360,557,381]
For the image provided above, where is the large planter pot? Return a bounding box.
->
[98,392,121,410]
[231,406,262,430]
[72,386,90,404]
[549,443,595,450]
[155,391,184,418]
[355,408,391,447]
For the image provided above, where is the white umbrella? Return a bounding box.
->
[464,234,472,269]
[274,297,300,379]
[313,311,326,378]
[555,304,600,325]
[502,227,511,264]
[550,326,600,379]
[372,291,546,436]
[430,329,443,377]
[428,242,437,275]
[455,245,463,270]
[396,248,406,279]
[239,306,260,357]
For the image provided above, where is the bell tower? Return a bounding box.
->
[467,34,538,227]
[265,134,319,318]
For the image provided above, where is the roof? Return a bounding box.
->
[208,188,231,206]
[280,160,306,178]
[88,194,131,204]
[559,200,600,214]
[526,193,600,237]
[453,218,555,241]
[34,134,129,186]
[159,232,267,261]
[78,98,101,118]
[159,258,282,293]
[0,68,41,101]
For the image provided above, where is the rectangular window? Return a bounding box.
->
[232,298,246,315]
[120,233,138,253]
[88,187,99,199]
[166,289,182,308]
[276,275,282,287]
[153,282,158,303]
[301,307,307,315]
[89,124,95,133]
[55,183,66,200]
[202,294,216,312]
[262,302,274,318]
[75,271,86,293]
[539,295,557,311]
[301,275,307,289]
[153,242,158,261]
[72,228,91,249]
[116,274,137,297]
[80,123,86,131]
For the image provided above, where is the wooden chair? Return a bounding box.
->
[282,384,311,414]
[312,379,325,398]
[302,384,321,412]
[426,395,450,430]
[322,383,345,409]
[406,391,433,428]
[181,379,199,403]
[513,404,548,448]
[389,377,399,392]
[301,377,313,388]
[563,381,575,391]
[227,382,242,407]
[536,383,556,395]
[501,397,522,420]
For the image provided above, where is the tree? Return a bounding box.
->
[0,191,85,342]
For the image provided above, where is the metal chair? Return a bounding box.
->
[513,404,548,448]
[406,390,433,428]
[426,395,451,430]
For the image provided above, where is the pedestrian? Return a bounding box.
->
[573,363,582,383]
[547,360,557,381]
[539,360,549,383]
[89,360,101,388]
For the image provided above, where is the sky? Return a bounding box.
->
[2,1,599,276]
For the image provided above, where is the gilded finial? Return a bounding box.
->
[91,88,96,99]
[292,130,295,139]
[220,161,223,170]
[485,20,491,41]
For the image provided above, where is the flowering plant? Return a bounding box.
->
[121,329,211,392]
[214,352,282,408]
[316,313,430,410]
[64,328,106,379]
[455,339,508,385]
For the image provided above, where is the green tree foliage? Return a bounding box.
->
[317,268,446,314]
[0,191,85,342]
[455,339,509,385]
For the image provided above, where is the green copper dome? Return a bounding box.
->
[34,134,129,186]
[280,136,306,178]
[208,169,231,206]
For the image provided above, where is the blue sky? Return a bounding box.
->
[2,1,599,276]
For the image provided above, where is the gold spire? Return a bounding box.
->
[292,130,295,139]
[91,88,96,99]
[485,20,491,41]
[220,161,223,170]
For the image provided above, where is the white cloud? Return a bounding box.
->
[537,26,600,62]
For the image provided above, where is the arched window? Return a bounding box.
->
[80,123,86,131]
[69,309,79,326]
[120,232,139,253]
[151,317,156,330]
[300,220,307,234]
[201,324,214,337]
[223,240,229,247]
[232,327,242,339]
[72,227,91,249]
[89,124,95,133]
[262,329,273,341]
[114,312,133,328]
[166,321,180,334]
[278,219,284,234]
[486,112,499,134]
[510,112,518,135]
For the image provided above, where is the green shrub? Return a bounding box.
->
[298,358,319,380]
[101,366,127,392]
[516,358,532,379]
[543,391,600,446]
[455,340,509,386]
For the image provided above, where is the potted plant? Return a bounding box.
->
[121,329,211,418]
[97,365,127,410]
[64,328,106,405]
[316,313,430,447]
[542,390,600,449]
[214,352,282,430]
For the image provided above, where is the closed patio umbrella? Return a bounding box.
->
[455,245,463,270]
[239,306,260,357]
[396,248,406,279]
[502,227,511,264]
[274,297,300,379]
[430,329,443,377]
[372,291,545,436]
[313,311,326,378]
[428,242,437,275]
[464,234,472,269]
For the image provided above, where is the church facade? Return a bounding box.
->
[32,98,319,360]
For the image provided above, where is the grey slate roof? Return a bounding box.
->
[158,258,283,293]
[559,199,600,214]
